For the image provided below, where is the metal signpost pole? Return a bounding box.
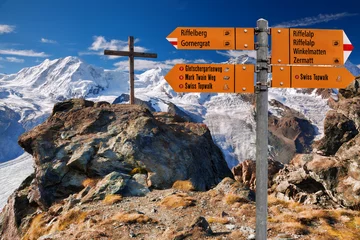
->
[255,18,269,240]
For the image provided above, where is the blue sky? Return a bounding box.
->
[0,0,359,74]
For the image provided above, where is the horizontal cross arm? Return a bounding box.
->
[104,50,157,58]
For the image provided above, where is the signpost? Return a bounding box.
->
[164,21,355,240]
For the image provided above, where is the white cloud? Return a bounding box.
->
[0,49,49,57]
[41,38,57,44]
[273,12,358,28]
[216,50,257,59]
[0,25,15,34]
[5,57,24,63]
[114,58,209,71]
[82,36,149,59]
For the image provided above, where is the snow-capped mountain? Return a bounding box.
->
[0,56,359,210]
[0,57,127,162]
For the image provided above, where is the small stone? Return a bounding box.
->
[221,211,229,217]
[225,224,236,230]
[247,234,255,240]
[129,232,136,238]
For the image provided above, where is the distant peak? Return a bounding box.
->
[61,56,82,63]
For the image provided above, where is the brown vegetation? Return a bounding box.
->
[102,194,122,205]
[159,192,196,209]
[111,211,156,224]
[172,180,196,191]
[82,178,99,188]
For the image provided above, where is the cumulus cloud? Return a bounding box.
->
[0,25,15,34]
[0,49,49,57]
[5,57,24,63]
[80,36,149,59]
[41,38,57,44]
[273,12,358,28]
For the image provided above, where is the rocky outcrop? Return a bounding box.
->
[270,153,360,209]
[232,159,284,190]
[17,99,232,209]
[268,100,316,163]
[1,98,233,239]
[0,174,36,240]
[338,77,360,99]
[271,83,360,209]
[112,93,156,112]
[314,110,358,156]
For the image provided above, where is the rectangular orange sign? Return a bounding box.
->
[165,64,236,93]
[166,27,254,50]
[235,28,255,50]
[235,64,255,93]
[271,28,344,65]
[272,66,355,88]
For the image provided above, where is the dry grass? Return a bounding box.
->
[235,203,256,226]
[23,213,50,240]
[206,216,229,224]
[51,208,88,232]
[228,230,246,240]
[172,180,196,191]
[103,194,122,205]
[266,195,360,239]
[82,178,99,188]
[160,193,196,209]
[129,167,147,175]
[112,212,156,224]
[223,194,243,205]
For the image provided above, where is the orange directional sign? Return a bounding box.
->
[271,28,354,65]
[272,65,355,89]
[166,27,254,50]
[164,64,254,93]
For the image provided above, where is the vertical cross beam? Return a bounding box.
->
[128,36,135,104]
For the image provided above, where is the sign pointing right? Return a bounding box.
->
[272,65,355,89]
[271,28,354,65]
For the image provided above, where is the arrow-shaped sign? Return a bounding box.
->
[271,28,354,65]
[166,27,254,50]
[164,64,255,93]
[272,65,355,89]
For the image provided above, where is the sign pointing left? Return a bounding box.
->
[164,64,255,93]
[166,27,254,50]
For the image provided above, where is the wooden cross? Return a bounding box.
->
[104,36,158,104]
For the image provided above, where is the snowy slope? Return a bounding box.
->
[0,153,33,210]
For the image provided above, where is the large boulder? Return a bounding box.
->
[232,159,284,190]
[271,152,360,209]
[0,174,37,240]
[17,99,233,209]
[314,110,358,156]
[268,99,316,163]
